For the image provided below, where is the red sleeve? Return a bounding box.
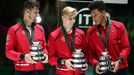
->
[5,28,21,61]
[119,23,130,61]
[42,27,48,54]
[86,29,99,68]
[80,32,88,63]
[48,34,58,66]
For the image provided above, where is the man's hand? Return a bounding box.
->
[65,59,75,70]
[81,63,88,71]
[25,54,36,63]
[111,60,120,73]
[95,63,105,74]
[42,53,48,63]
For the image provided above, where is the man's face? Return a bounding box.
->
[26,6,39,23]
[62,14,76,29]
[90,9,105,25]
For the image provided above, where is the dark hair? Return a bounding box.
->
[23,0,40,11]
[88,1,106,12]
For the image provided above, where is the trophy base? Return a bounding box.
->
[74,67,86,69]
[73,64,86,69]
[32,56,45,62]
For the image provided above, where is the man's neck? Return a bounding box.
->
[65,28,73,34]
[63,26,73,34]
[100,17,107,29]
[66,29,72,34]
[23,18,32,27]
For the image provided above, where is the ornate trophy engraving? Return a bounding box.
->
[30,41,45,61]
[72,48,86,69]
[99,51,114,72]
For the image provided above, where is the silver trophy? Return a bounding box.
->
[99,51,114,72]
[72,48,86,69]
[30,41,45,62]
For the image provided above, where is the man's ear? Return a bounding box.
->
[102,10,106,15]
[25,9,30,15]
[62,16,64,21]
[62,16,64,19]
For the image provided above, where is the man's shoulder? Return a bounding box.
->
[9,22,22,31]
[35,24,44,32]
[75,28,85,36]
[87,25,97,36]
[49,27,61,38]
[35,24,43,28]
[111,20,125,29]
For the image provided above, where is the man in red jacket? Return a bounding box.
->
[5,0,48,75]
[48,6,88,75]
[86,1,130,75]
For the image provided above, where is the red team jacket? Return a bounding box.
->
[86,20,130,69]
[6,22,48,71]
[48,27,87,75]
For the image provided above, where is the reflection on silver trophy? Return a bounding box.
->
[30,41,45,61]
[72,48,86,69]
[99,51,114,72]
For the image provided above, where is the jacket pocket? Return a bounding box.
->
[113,38,121,44]
[112,38,122,50]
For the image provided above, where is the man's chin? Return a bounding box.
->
[96,23,100,25]
[70,25,74,28]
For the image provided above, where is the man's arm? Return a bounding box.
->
[119,23,130,63]
[6,28,22,61]
[48,34,59,66]
[86,30,99,68]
